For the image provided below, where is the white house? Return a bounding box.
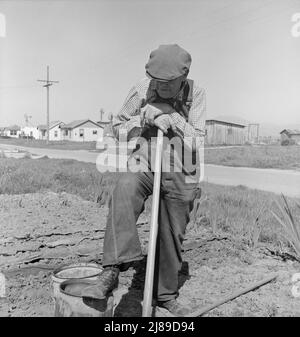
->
[61,119,103,142]
[3,125,21,138]
[20,126,39,139]
[37,121,65,141]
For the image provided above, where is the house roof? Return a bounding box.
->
[97,120,111,125]
[280,129,300,135]
[21,126,38,130]
[5,125,21,131]
[61,119,103,129]
[37,120,63,130]
[206,118,246,127]
[209,115,249,126]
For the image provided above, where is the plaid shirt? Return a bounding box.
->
[112,77,206,149]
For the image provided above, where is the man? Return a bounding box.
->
[83,44,206,316]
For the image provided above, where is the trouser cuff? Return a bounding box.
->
[102,254,144,268]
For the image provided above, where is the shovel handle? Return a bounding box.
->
[142,129,164,317]
[187,274,278,317]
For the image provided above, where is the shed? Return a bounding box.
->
[280,129,300,145]
[205,117,246,145]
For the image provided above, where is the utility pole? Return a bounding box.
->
[24,114,32,127]
[99,108,105,121]
[37,66,59,144]
[24,114,32,142]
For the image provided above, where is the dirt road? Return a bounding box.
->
[1,143,299,198]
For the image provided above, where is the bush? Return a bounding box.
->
[281,138,296,146]
[270,194,300,259]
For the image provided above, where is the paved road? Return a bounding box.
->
[204,164,300,198]
[1,143,300,198]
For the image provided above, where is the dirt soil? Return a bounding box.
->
[1,191,300,317]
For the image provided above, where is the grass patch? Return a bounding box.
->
[204,145,300,170]
[188,182,300,249]
[0,138,97,150]
[271,195,300,259]
[2,140,300,170]
[0,157,117,201]
[1,157,300,251]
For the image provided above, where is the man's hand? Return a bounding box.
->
[153,115,176,134]
[141,103,174,126]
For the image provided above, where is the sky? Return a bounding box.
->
[0,0,300,127]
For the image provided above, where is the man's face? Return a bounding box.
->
[155,75,186,99]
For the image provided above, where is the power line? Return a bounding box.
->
[0,85,40,90]
[92,0,278,72]
[182,0,276,41]
[91,1,239,71]
[186,1,299,42]
[238,0,299,29]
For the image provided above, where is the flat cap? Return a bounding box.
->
[145,44,191,82]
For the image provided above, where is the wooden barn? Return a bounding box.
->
[205,118,246,145]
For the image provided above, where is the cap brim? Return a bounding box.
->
[146,71,171,82]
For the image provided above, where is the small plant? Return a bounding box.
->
[23,152,32,159]
[270,194,300,258]
[248,201,266,248]
[281,138,296,146]
[190,196,208,224]
[187,196,210,234]
[209,202,219,235]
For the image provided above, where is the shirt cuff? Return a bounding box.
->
[169,112,186,137]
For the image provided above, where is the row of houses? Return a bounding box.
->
[0,119,110,142]
[1,117,299,145]
[38,120,107,142]
[2,118,248,144]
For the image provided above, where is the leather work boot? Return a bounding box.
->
[81,266,119,300]
[157,299,191,317]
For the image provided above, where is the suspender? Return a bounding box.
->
[181,79,194,121]
[185,79,194,107]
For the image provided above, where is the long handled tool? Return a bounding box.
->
[142,128,164,317]
[186,273,278,317]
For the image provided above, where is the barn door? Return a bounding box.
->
[227,126,234,144]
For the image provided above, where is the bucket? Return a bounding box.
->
[51,263,112,317]
[52,263,102,299]
[57,279,114,317]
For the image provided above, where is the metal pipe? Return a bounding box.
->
[186,273,278,317]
